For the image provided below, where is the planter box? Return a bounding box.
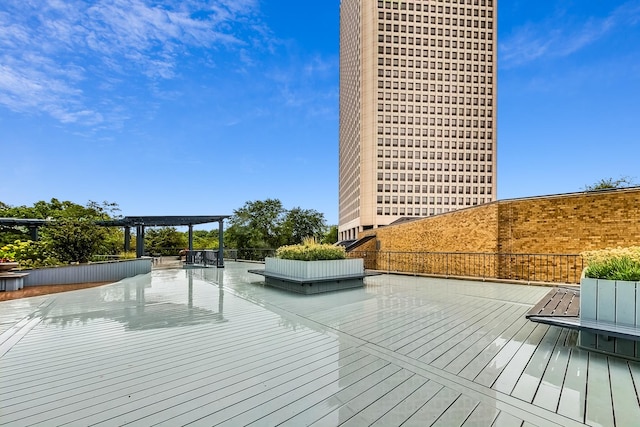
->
[22,259,152,287]
[580,278,640,359]
[0,272,29,291]
[0,262,28,291]
[254,258,365,294]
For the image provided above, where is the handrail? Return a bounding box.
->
[346,251,584,284]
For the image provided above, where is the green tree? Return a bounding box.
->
[191,230,220,250]
[0,199,123,261]
[281,207,326,245]
[0,240,58,267]
[45,218,107,263]
[321,225,339,244]
[583,176,637,191]
[145,227,188,256]
[225,199,286,249]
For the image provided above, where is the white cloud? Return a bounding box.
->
[0,0,263,126]
[500,1,640,68]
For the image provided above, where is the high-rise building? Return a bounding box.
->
[339,0,497,241]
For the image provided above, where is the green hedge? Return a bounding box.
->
[276,242,345,261]
[583,247,640,281]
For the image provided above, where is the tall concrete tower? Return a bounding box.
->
[339,0,497,241]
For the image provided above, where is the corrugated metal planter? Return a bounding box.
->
[261,257,365,294]
[0,262,27,291]
[22,259,152,287]
[0,262,20,272]
[580,278,640,359]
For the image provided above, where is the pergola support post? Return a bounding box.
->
[124,227,131,252]
[136,225,145,258]
[29,226,39,241]
[217,219,224,268]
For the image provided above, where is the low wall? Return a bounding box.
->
[366,187,640,255]
[355,187,640,283]
[23,259,152,287]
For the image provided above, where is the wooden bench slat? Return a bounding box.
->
[554,290,579,316]
[526,288,580,318]
[538,290,566,315]
[526,289,558,317]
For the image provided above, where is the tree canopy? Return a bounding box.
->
[583,176,637,191]
[1,197,334,264]
[0,199,122,263]
[224,199,330,250]
[145,227,188,256]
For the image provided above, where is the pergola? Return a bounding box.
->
[1,215,230,267]
[0,218,50,240]
[98,216,230,265]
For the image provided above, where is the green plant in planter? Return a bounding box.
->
[276,237,346,261]
[582,246,640,281]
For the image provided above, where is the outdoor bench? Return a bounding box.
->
[527,286,640,359]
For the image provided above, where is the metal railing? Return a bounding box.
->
[184,250,220,267]
[225,248,276,262]
[347,251,584,284]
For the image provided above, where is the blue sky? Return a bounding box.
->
[1,0,639,226]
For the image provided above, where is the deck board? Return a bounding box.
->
[461,402,500,426]
[532,329,572,412]
[339,374,427,426]
[492,323,549,395]
[585,353,615,427]
[609,358,640,426]
[557,348,588,422]
[400,387,462,427]
[511,326,563,402]
[459,313,534,383]
[430,304,523,369]
[0,263,636,426]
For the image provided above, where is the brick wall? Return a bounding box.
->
[367,202,500,253]
[496,189,640,254]
[357,187,640,282]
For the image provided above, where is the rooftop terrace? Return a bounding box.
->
[1,262,638,426]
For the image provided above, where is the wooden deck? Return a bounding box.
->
[1,262,639,426]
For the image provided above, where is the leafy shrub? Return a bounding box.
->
[0,240,60,268]
[582,247,640,281]
[276,238,345,261]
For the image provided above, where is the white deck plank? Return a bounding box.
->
[61,343,361,427]
[557,348,588,423]
[419,306,520,369]
[609,357,640,426]
[585,353,615,427]
[392,300,498,355]
[492,411,524,427]
[532,328,572,412]
[274,361,407,427]
[510,326,562,402]
[492,323,549,395]
[429,304,523,369]
[461,402,500,426]
[400,387,462,427]
[163,351,385,427]
[431,394,479,426]
[338,374,427,426]
[409,302,515,362]
[0,263,631,427]
[282,368,414,427]
[369,380,444,426]
[460,314,536,384]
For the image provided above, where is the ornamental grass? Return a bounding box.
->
[582,246,640,281]
[276,237,346,261]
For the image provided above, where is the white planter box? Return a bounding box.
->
[580,278,640,358]
[259,258,365,294]
[265,257,364,279]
